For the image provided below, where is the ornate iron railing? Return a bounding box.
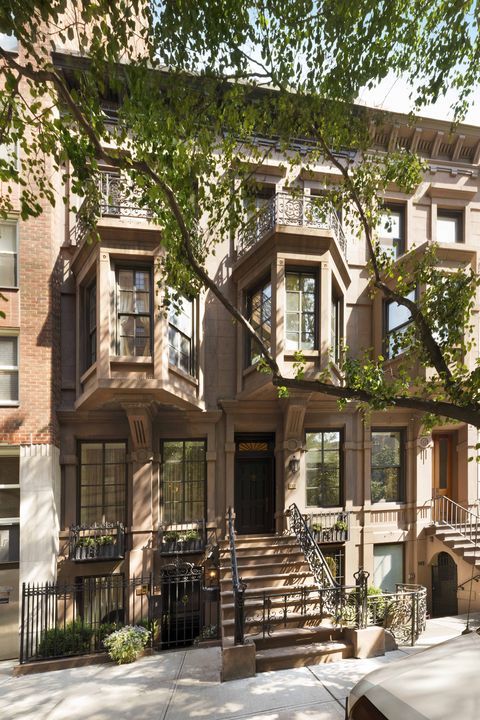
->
[367,583,427,646]
[237,192,347,259]
[227,507,246,645]
[159,518,208,555]
[20,567,219,663]
[433,494,480,546]
[306,510,350,543]
[287,503,337,587]
[98,171,152,219]
[69,522,125,562]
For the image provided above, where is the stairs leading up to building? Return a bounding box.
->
[219,533,353,672]
[431,524,480,567]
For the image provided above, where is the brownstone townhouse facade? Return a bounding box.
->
[2,43,480,661]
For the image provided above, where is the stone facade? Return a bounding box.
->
[3,50,480,660]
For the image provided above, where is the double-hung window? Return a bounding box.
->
[0,221,18,288]
[305,431,342,507]
[384,289,415,359]
[377,205,405,259]
[371,429,405,503]
[161,440,206,524]
[285,270,316,351]
[116,268,151,356]
[247,278,272,365]
[437,210,463,244]
[168,297,195,375]
[0,336,18,404]
[79,442,127,524]
[0,456,20,564]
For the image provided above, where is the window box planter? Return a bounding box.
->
[69,523,125,562]
[160,530,204,555]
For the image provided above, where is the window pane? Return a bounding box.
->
[0,223,16,252]
[0,525,19,563]
[387,300,411,331]
[0,457,19,484]
[0,370,18,402]
[437,214,460,243]
[0,254,16,287]
[118,270,133,290]
[0,337,17,366]
[0,488,20,518]
[378,211,401,239]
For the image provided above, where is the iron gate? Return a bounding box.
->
[20,564,218,663]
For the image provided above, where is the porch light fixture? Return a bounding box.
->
[288,456,300,474]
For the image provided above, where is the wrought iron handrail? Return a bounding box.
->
[367,583,427,646]
[237,192,347,259]
[227,507,246,645]
[287,503,336,587]
[433,495,480,546]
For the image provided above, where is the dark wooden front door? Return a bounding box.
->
[235,437,275,534]
[432,552,458,617]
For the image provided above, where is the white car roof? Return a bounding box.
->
[349,631,480,720]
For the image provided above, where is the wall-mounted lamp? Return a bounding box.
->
[288,456,300,474]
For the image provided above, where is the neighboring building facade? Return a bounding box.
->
[2,46,480,659]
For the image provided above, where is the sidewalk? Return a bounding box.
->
[1,613,478,720]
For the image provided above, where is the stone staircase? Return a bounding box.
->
[430,525,480,567]
[218,533,353,672]
[430,496,480,570]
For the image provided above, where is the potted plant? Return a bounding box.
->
[180,529,202,552]
[162,530,181,553]
[311,522,323,541]
[74,534,116,560]
[333,518,348,539]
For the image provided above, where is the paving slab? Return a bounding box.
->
[165,665,334,720]
[0,613,475,720]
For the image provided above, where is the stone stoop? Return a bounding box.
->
[431,525,480,568]
[218,533,354,675]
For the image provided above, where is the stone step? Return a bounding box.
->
[255,639,353,672]
[220,544,305,566]
[219,536,298,551]
[220,560,309,579]
[220,588,324,620]
[220,571,313,591]
[250,625,342,650]
[222,617,338,638]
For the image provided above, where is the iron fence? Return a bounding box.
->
[20,565,219,664]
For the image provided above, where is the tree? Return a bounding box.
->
[1,1,480,428]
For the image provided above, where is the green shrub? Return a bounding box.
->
[163,530,180,542]
[311,523,323,533]
[37,621,93,658]
[334,520,348,532]
[181,529,201,542]
[103,625,150,664]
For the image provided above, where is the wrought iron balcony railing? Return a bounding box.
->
[237,192,347,259]
[69,522,125,562]
[306,510,350,543]
[98,171,152,220]
[70,170,152,245]
[159,519,207,555]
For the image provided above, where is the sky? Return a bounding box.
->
[357,70,480,127]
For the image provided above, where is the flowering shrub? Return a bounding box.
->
[103,625,150,664]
